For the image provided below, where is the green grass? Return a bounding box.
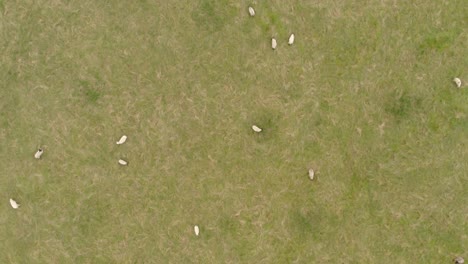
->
[1,0,467,263]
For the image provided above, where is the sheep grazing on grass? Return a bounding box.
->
[271,38,277,50]
[308,168,315,180]
[248,6,255,17]
[252,125,262,132]
[9,198,19,209]
[118,159,128,166]
[454,257,464,264]
[288,33,295,45]
[194,225,200,236]
[453,77,462,88]
[34,148,44,159]
[116,135,127,145]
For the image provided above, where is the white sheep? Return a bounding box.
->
[116,135,127,145]
[9,198,19,209]
[288,33,295,45]
[454,257,464,264]
[252,125,262,132]
[118,159,128,166]
[271,38,277,50]
[194,225,200,236]
[34,148,44,159]
[248,6,255,17]
[308,168,315,180]
[453,77,462,88]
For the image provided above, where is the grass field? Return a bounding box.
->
[1,0,467,263]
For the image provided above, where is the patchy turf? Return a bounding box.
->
[0,0,467,263]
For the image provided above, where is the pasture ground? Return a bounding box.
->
[0,0,467,263]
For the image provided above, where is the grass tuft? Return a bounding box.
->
[83,88,101,103]
[417,31,458,55]
[385,90,422,119]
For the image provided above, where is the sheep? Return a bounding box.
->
[34,148,44,159]
[118,159,128,166]
[288,33,295,45]
[194,225,200,236]
[454,257,464,264]
[9,198,19,209]
[116,135,128,145]
[248,6,255,17]
[453,77,462,88]
[308,168,315,180]
[271,38,277,50]
[252,125,262,132]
